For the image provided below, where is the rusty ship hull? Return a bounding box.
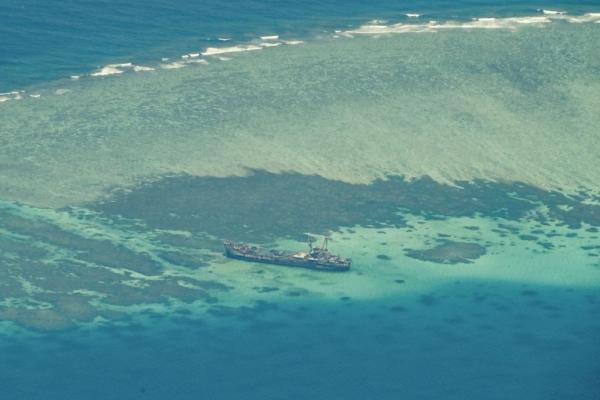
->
[223,240,350,271]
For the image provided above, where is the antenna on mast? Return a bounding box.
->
[305,233,316,252]
[323,231,332,251]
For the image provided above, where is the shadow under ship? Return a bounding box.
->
[223,237,351,271]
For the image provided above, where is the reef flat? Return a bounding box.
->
[0,172,598,331]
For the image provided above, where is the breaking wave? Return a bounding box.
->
[2,10,599,104]
[345,12,600,35]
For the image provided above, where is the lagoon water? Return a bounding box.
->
[1,1,600,399]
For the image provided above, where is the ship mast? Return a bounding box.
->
[306,233,314,252]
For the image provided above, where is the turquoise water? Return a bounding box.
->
[1,1,600,399]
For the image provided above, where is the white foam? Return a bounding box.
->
[70,75,80,80]
[90,66,124,77]
[161,57,170,62]
[346,10,600,36]
[507,16,553,24]
[542,9,565,15]
[91,62,155,76]
[110,63,133,68]
[218,37,231,41]
[565,13,600,23]
[405,13,421,18]
[451,16,551,28]
[283,40,304,45]
[217,57,231,61]
[29,94,41,98]
[54,89,70,95]
[201,44,262,56]
[185,58,209,64]
[132,65,155,72]
[0,92,20,103]
[259,42,282,48]
[368,19,388,24]
[181,53,201,59]
[260,35,279,40]
[348,23,429,34]
[347,15,556,34]
[349,12,600,35]
[160,62,186,69]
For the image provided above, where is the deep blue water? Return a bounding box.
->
[2,284,599,400]
[1,0,600,91]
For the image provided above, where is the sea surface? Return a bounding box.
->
[1,1,600,399]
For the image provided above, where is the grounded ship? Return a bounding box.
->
[223,237,351,271]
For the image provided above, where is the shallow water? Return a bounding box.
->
[2,18,600,206]
[1,1,599,399]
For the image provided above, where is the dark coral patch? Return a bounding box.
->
[2,170,599,332]
[405,241,486,264]
[93,171,600,245]
[253,286,279,293]
[419,294,438,306]
[519,234,538,241]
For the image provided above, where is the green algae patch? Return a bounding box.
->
[405,241,486,265]
[0,294,103,331]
